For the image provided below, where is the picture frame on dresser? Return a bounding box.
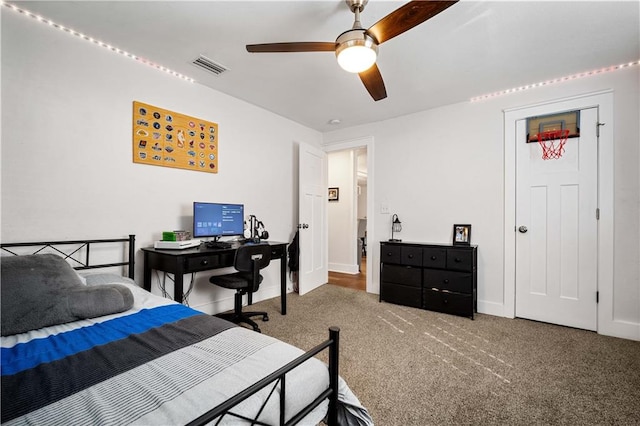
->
[453,224,471,245]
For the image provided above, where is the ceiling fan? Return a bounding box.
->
[246,0,458,101]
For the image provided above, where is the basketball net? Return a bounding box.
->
[537,129,570,160]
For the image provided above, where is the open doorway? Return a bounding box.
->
[327,147,368,291]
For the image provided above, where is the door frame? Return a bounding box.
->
[323,136,375,294]
[503,90,614,333]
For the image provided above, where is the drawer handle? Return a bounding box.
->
[408,254,413,259]
[430,256,437,260]
[443,279,449,284]
[201,260,209,266]
[455,258,462,262]
[387,252,392,256]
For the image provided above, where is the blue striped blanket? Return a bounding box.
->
[1,281,337,425]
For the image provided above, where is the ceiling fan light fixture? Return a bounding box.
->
[335,29,378,73]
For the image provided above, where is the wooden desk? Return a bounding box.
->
[142,241,288,314]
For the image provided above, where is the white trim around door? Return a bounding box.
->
[504,90,627,338]
[323,136,375,294]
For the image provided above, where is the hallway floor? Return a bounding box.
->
[327,256,366,291]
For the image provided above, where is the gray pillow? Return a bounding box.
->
[1,254,134,336]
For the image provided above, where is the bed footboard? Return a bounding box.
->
[187,327,340,426]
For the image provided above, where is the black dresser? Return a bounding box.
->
[380,241,477,319]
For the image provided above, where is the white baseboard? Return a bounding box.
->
[191,296,233,316]
[599,318,640,341]
[477,300,506,317]
[190,284,285,316]
[328,262,360,274]
[477,301,639,341]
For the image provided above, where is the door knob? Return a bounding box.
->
[518,226,528,233]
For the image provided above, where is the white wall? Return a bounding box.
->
[1,10,322,314]
[328,150,358,274]
[323,67,640,340]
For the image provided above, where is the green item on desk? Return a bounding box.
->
[162,231,176,241]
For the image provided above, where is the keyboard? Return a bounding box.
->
[205,241,233,249]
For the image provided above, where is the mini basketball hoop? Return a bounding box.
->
[537,129,570,160]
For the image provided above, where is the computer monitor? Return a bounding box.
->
[193,202,245,239]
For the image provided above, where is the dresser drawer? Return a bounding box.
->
[423,289,473,318]
[424,269,473,294]
[381,244,401,264]
[423,247,446,269]
[381,282,422,308]
[381,264,421,287]
[446,249,474,272]
[401,246,423,266]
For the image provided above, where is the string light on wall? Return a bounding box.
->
[2,1,195,83]
[470,60,640,102]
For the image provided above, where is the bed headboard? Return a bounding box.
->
[1,235,135,279]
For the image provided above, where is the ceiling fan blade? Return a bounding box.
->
[359,64,387,101]
[246,42,336,53]
[367,1,458,45]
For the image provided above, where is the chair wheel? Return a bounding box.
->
[262,314,269,322]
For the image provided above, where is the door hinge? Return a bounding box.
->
[596,208,600,220]
[596,291,599,303]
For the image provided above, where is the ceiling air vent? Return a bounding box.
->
[191,55,228,76]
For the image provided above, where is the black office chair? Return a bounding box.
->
[209,243,271,332]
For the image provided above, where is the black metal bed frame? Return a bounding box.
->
[0,235,135,279]
[0,235,340,425]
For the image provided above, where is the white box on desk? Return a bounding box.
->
[154,240,201,249]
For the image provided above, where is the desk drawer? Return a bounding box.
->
[270,244,285,258]
[186,255,225,272]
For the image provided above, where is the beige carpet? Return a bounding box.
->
[249,284,640,425]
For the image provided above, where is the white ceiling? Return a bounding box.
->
[12,1,640,132]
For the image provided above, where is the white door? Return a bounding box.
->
[515,107,598,330]
[298,143,328,295]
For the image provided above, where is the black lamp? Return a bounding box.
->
[389,214,402,242]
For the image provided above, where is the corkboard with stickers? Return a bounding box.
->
[132,101,218,173]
